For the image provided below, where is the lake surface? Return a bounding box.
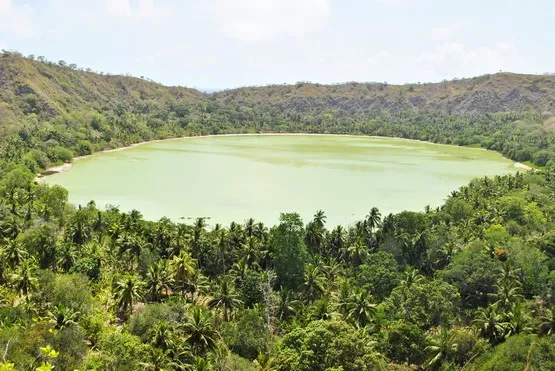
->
[44,135,516,227]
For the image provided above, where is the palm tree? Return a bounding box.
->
[345,238,369,267]
[57,244,78,272]
[117,233,150,269]
[188,270,210,303]
[473,303,506,344]
[425,327,457,369]
[139,347,176,371]
[491,279,523,308]
[400,267,424,289]
[313,210,327,229]
[275,288,299,321]
[3,238,27,269]
[241,236,262,267]
[182,306,218,354]
[310,297,334,321]
[305,221,325,255]
[365,207,381,232]
[229,258,249,284]
[47,304,80,330]
[253,353,277,371]
[253,222,268,242]
[302,264,326,302]
[146,260,173,302]
[328,226,345,258]
[65,210,92,245]
[344,289,376,328]
[170,251,197,298]
[538,306,555,335]
[10,259,38,297]
[150,321,176,351]
[113,274,144,318]
[208,277,242,321]
[244,217,256,238]
[321,258,344,284]
[504,301,532,337]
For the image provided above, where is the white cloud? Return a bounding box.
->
[104,0,170,22]
[431,20,469,42]
[0,0,34,37]
[200,0,331,43]
[416,41,520,80]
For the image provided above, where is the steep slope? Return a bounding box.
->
[0,52,205,123]
[212,73,555,116]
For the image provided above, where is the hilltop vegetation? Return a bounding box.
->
[0,51,554,370]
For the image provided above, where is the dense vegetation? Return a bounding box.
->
[0,51,554,370]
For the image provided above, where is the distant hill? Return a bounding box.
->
[212,74,555,117]
[1,52,555,126]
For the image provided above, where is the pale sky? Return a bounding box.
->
[1,0,554,90]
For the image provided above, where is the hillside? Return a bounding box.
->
[2,52,555,126]
[213,73,555,116]
[1,51,555,169]
[0,52,204,124]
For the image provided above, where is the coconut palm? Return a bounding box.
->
[504,301,532,337]
[208,276,242,321]
[302,263,326,302]
[146,260,173,302]
[425,327,457,369]
[253,222,268,242]
[57,243,78,272]
[345,238,369,267]
[117,233,150,269]
[3,238,27,269]
[240,236,262,267]
[244,217,256,238]
[10,259,38,297]
[150,321,176,351]
[365,207,381,232]
[182,306,218,354]
[275,288,299,321]
[473,304,506,344]
[313,210,327,228]
[188,270,210,303]
[47,304,80,330]
[538,305,555,335]
[113,274,144,317]
[305,221,325,255]
[170,251,197,297]
[400,267,424,289]
[343,289,377,328]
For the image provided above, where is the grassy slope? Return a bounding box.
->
[0,54,205,122]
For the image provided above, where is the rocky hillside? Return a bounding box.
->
[1,51,555,128]
[213,73,555,116]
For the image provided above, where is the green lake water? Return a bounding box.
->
[43,135,516,227]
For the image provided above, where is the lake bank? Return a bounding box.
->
[36,133,532,182]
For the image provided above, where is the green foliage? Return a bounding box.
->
[222,307,271,360]
[472,334,555,370]
[270,213,308,291]
[276,320,386,371]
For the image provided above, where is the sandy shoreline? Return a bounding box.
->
[36,133,532,182]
